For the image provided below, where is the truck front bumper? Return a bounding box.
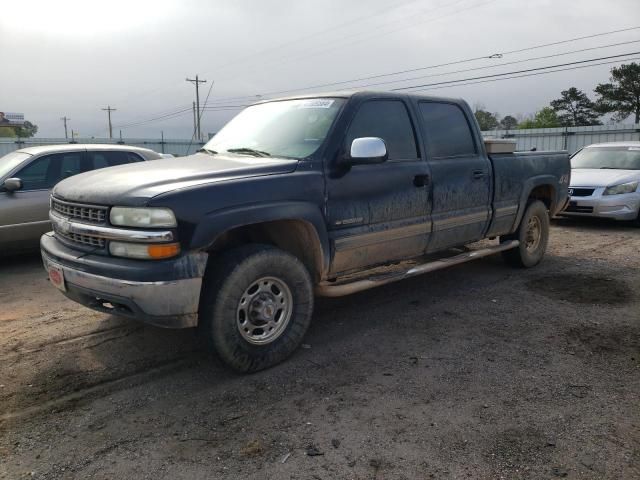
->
[40,233,208,328]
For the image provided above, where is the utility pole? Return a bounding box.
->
[192,101,197,140]
[60,116,70,139]
[101,106,116,139]
[186,75,206,141]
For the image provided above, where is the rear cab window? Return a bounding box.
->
[418,102,477,158]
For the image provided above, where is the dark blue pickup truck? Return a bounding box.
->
[40,91,570,371]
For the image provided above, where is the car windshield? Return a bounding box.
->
[571,146,640,170]
[203,98,345,160]
[0,151,31,179]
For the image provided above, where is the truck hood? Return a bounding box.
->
[570,168,640,188]
[53,153,299,206]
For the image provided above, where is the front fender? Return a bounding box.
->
[190,201,331,275]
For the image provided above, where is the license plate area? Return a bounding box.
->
[48,263,66,292]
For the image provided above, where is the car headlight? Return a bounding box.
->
[603,181,639,196]
[109,241,180,260]
[110,207,177,227]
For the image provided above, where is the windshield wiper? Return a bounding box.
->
[226,147,271,157]
[197,148,218,155]
[599,167,620,169]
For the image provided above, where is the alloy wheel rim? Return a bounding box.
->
[237,276,293,345]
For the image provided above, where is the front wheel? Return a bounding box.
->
[199,244,314,372]
[501,200,550,268]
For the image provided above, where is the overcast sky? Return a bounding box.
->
[1,0,639,138]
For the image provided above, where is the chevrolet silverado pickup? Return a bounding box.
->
[40,91,570,372]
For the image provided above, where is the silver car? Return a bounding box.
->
[0,144,162,253]
[561,142,640,224]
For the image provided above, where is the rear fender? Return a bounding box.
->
[512,176,559,231]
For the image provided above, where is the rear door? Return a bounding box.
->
[326,98,431,274]
[0,151,89,249]
[417,101,492,252]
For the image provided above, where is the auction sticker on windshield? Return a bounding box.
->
[296,99,335,109]
[48,263,66,292]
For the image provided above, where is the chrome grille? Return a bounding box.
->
[52,198,107,224]
[53,226,106,248]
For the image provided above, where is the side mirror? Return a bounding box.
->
[3,178,23,193]
[347,137,388,165]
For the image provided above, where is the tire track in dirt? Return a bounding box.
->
[0,354,203,423]
[0,325,141,361]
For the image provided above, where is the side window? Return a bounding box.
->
[418,102,477,158]
[89,151,143,169]
[90,152,110,169]
[345,100,418,160]
[15,152,86,190]
[126,152,145,164]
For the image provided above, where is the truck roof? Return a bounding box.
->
[256,90,466,106]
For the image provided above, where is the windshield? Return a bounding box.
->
[204,98,345,159]
[571,146,640,170]
[0,151,31,179]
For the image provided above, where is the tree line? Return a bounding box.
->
[474,62,640,130]
[0,121,38,138]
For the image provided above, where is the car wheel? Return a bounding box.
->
[199,244,314,372]
[501,200,550,268]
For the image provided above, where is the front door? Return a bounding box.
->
[417,101,492,252]
[0,151,89,250]
[326,98,431,275]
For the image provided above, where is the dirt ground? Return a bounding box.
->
[1,218,639,480]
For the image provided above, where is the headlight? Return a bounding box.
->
[603,181,639,196]
[109,241,180,259]
[110,207,177,227]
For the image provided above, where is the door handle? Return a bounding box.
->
[472,170,487,179]
[413,174,430,187]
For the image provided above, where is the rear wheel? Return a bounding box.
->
[501,200,550,268]
[199,244,314,372]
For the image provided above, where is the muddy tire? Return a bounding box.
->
[199,244,314,372]
[501,200,550,268]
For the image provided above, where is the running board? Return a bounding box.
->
[315,240,520,297]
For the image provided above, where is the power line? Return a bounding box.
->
[198,0,426,78]
[500,25,640,56]
[392,51,640,91]
[114,107,192,129]
[409,56,640,93]
[197,26,640,105]
[259,0,491,74]
[112,104,248,131]
[108,0,426,108]
[105,27,640,132]
[346,39,640,91]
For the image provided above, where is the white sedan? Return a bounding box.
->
[561,142,640,224]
